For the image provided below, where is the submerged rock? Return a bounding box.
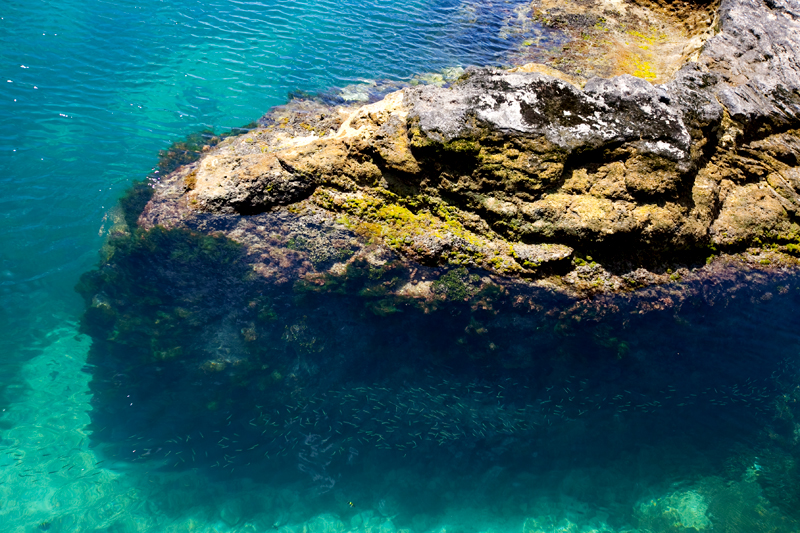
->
[74,0,800,485]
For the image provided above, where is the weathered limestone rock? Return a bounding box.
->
[711,183,793,244]
[137,0,800,298]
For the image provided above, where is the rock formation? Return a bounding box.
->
[133,0,800,297]
[78,0,800,374]
[74,0,800,480]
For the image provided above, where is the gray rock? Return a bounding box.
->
[701,0,800,131]
[406,71,691,157]
[512,243,573,266]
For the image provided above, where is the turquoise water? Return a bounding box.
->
[0,0,541,403]
[2,1,800,532]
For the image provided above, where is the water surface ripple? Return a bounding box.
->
[0,0,528,354]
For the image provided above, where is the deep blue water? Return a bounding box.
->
[2,1,800,532]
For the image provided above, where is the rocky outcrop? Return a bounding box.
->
[135,0,800,298]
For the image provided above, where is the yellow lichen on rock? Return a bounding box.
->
[524,0,719,83]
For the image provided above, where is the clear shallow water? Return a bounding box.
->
[1,1,800,532]
[0,0,554,399]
